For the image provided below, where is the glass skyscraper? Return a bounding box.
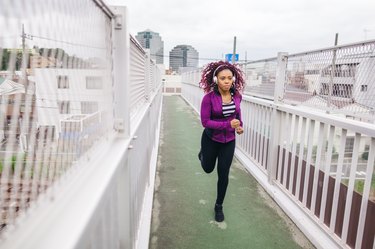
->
[135,30,164,64]
[169,45,199,72]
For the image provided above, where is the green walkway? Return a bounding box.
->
[150,96,314,249]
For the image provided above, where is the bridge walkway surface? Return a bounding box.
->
[149,95,315,249]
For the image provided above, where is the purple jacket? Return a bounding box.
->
[200,91,243,143]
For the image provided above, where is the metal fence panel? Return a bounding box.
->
[285,40,375,122]
[0,0,114,235]
[0,2,163,249]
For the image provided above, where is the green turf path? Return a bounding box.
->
[149,96,314,249]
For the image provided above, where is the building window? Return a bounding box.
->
[81,101,99,114]
[320,83,353,98]
[86,76,103,89]
[58,101,70,114]
[361,85,368,92]
[305,69,320,75]
[320,83,329,95]
[332,84,352,98]
[57,75,69,89]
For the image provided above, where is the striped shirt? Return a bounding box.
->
[222,100,235,117]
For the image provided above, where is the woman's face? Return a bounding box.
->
[216,69,234,92]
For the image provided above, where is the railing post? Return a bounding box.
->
[274,52,288,104]
[110,5,131,248]
[145,50,151,101]
[112,5,130,139]
[267,52,288,184]
[267,106,281,184]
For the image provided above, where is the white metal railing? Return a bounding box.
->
[0,2,162,249]
[181,70,203,112]
[129,36,147,116]
[181,46,375,248]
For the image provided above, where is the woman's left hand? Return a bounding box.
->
[236,126,244,135]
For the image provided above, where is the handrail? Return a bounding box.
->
[92,0,115,18]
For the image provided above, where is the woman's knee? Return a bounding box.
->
[203,167,214,174]
[201,161,215,173]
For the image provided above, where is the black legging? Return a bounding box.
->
[200,130,236,205]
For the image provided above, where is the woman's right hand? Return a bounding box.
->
[230,119,240,129]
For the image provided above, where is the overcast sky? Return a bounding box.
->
[101,0,373,67]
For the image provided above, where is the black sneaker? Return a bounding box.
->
[214,204,224,222]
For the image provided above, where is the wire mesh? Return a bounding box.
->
[240,58,277,100]
[0,0,114,234]
[285,41,375,122]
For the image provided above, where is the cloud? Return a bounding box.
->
[109,0,375,66]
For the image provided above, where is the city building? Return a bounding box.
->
[0,76,36,151]
[135,30,164,64]
[162,74,181,95]
[29,54,57,71]
[169,45,199,73]
[34,68,112,140]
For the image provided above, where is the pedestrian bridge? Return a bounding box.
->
[0,2,375,249]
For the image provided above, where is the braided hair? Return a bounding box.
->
[199,61,245,94]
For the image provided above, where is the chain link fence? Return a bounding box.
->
[240,40,375,123]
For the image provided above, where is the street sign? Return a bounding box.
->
[225,53,239,63]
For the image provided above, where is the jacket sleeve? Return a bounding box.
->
[200,94,231,130]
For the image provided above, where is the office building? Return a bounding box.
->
[169,45,199,72]
[135,30,164,64]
